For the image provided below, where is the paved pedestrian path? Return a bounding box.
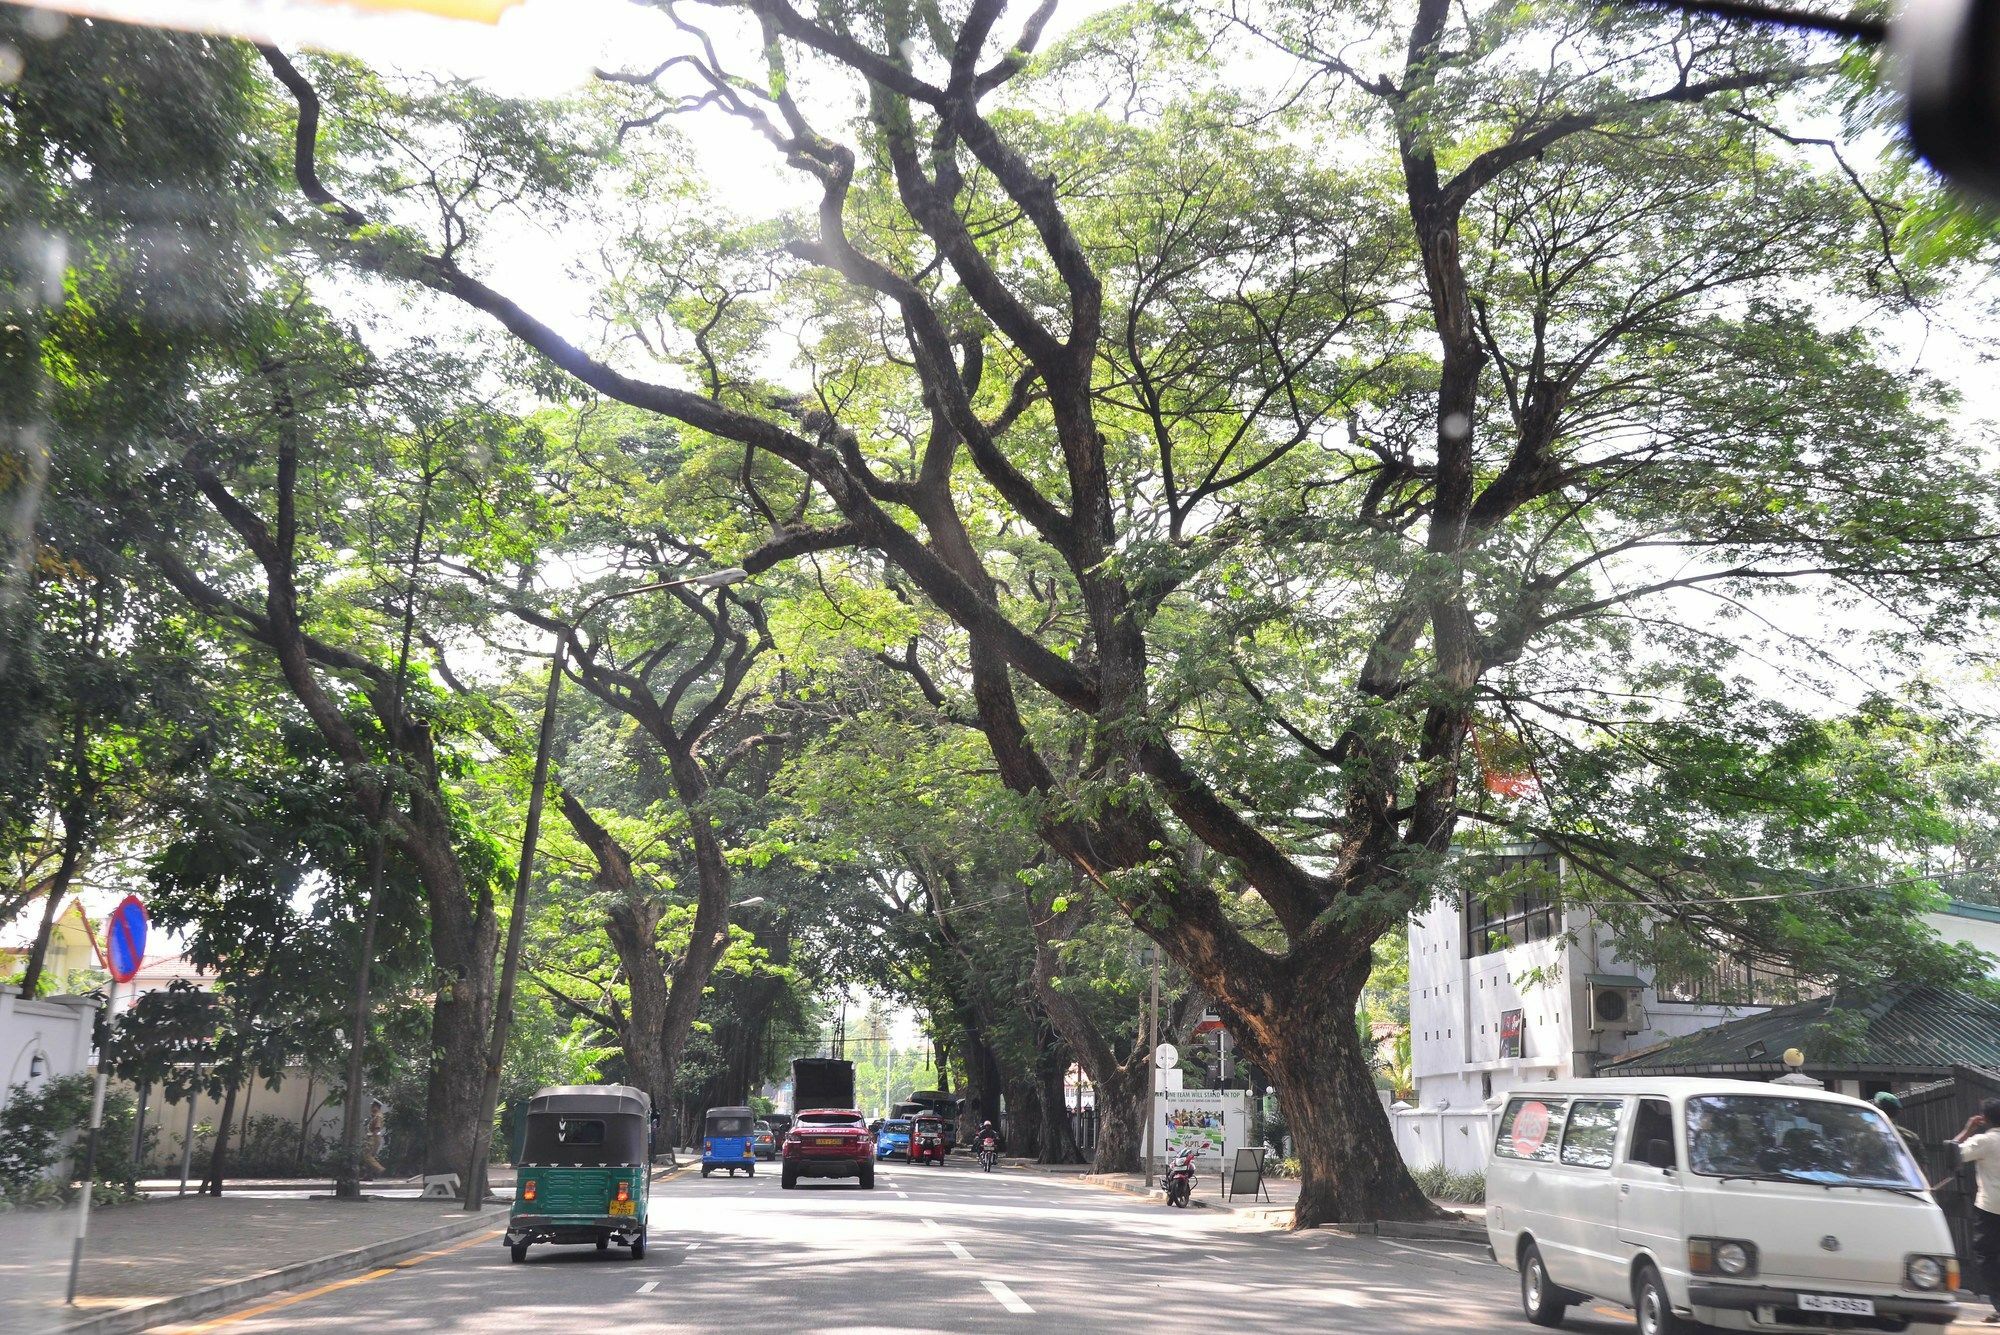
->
[0,1193,507,1334]
[1005,1157,1486,1230]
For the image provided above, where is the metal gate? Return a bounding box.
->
[1899,1065,2000,1296]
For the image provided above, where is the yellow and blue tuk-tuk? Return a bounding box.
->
[506,1084,651,1262]
[701,1105,757,1176]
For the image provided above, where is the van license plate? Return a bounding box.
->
[1798,1295,1874,1316]
[608,1200,635,1216]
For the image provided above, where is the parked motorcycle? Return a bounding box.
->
[1163,1146,1199,1207]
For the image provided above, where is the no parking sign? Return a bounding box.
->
[105,895,147,983]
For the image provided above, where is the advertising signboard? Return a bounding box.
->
[1500,1008,1524,1059]
[1153,1088,1249,1166]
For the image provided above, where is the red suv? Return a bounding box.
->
[780,1109,875,1189]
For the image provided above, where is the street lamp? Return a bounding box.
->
[461,566,749,1210]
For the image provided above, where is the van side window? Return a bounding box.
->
[1494,1095,1567,1162]
[1627,1098,1675,1169]
[1559,1099,1622,1169]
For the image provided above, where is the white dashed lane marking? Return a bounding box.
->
[981,1280,1034,1314]
[946,1241,974,1261]
[636,1280,658,1294]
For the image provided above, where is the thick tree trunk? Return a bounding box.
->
[1003,1068,1041,1158]
[1229,956,1438,1228]
[1090,1061,1147,1175]
[1035,1030,1084,1165]
[562,792,673,1116]
[16,815,87,998]
[202,1080,239,1196]
[16,878,69,999]
[960,1025,1004,1138]
[403,806,497,1179]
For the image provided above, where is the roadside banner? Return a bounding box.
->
[1156,1089,1249,1166]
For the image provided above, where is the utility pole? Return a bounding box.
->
[459,567,746,1212]
[1141,946,1160,1187]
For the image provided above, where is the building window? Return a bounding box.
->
[1465,851,1560,958]
[1654,953,1798,1006]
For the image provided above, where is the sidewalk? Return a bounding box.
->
[1006,1158,1486,1236]
[0,1193,508,1335]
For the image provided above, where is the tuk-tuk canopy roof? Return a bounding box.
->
[527,1084,650,1120]
[704,1105,755,1119]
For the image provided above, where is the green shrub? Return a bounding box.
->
[1408,1162,1486,1203]
[0,1076,144,1205]
[229,1113,335,1177]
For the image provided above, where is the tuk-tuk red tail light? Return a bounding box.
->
[522,1180,536,1202]
[615,1181,630,1203]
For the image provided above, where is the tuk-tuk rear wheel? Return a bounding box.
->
[700,1166,711,1177]
[597,1236,608,1252]
[509,1241,528,1263]
[630,1234,646,1261]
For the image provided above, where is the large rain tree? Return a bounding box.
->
[261,0,2000,1223]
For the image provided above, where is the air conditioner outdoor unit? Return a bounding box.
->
[1588,983,1646,1035]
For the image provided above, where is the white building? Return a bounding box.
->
[1396,844,2000,1174]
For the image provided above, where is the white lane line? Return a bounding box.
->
[685,1242,704,1250]
[1205,1254,1228,1263]
[921,1217,944,1232]
[1372,1236,1494,1267]
[895,1191,910,1198]
[981,1280,1034,1314]
[637,1280,659,1294]
[946,1241,974,1261]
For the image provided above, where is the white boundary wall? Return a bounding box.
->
[0,986,96,1110]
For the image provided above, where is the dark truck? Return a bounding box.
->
[791,1056,856,1113]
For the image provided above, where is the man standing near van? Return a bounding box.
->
[1951,1098,2000,1324]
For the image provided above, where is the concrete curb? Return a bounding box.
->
[1322,1219,1488,1243]
[54,1209,506,1335]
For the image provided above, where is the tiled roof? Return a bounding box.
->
[1602,984,2000,1076]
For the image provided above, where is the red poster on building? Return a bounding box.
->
[1500,1008,1524,1059]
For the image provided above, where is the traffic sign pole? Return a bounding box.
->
[65,975,117,1305]
[70,895,146,1305]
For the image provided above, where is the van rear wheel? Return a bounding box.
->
[1519,1241,1568,1327]
[1634,1261,1694,1335]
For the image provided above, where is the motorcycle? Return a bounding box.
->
[1163,1146,1199,1207]
[977,1137,999,1171]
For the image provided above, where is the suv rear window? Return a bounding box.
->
[1494,1095,1567,1162]
[799,1112,862,1126]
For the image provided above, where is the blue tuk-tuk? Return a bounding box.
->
[701,1105,757,1176]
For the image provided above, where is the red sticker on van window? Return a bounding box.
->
[1512,1101,1552,1157]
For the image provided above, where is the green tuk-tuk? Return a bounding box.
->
[506,1084,652,1262]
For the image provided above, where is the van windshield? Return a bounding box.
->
[1685,1095,1923,1190]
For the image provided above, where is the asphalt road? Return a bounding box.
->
[153,1157,1649,1334]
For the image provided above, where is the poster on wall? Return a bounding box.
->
[1500,1008,1524,1059]
[1149,1089,1249,1165]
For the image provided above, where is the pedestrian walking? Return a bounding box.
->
[362,1098,386,1178]
[1951,1097,2000,1324]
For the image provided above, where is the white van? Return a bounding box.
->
[1485,1077,1962,1333]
